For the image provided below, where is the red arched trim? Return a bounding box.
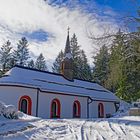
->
[18,95,32,115]
[73,100,81,118]
[50,98,61,118]
[98,103,104,118]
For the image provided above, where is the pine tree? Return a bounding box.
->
[70,33,92,80]
[70,33,81,78]
[13,37,30,66]
[107,30,125,93]
[52,50,64,73]
[71,34,81,60]
[35,53,47,71]
[0,40,12,73]
[107,29,140,101]
[92,45,110,87]
[121,38,140,101]
[28,59,35,68]
[78,50,92,80]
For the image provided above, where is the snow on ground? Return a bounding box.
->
[0,101,140,140]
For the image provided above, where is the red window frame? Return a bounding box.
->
[18,95,32,115]
[98,103,104,118]
[73,100,81,118]
[50,98,61,118]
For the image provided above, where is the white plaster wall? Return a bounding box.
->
[0,86,37,116]
[38,91,88,119]
[0,85,88,119]
[0,85,116,119]
[89,101,98,118]
[104,102,116,116]
[89,101,116,118]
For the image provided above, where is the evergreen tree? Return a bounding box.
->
[78,50,92,80]
[107,30,125,93]
[13,37,30,66]
[28,59,35,68]
[52,50,64,73]
[120,38,140,101]
[35,53,47,71]
[71,34,81,60]
[70,33,81,78]
[106,29,140,101]
[70,34,92,80]
[92,45,110,87]
[0,40,12,73]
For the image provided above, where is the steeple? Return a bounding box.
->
[61,27,73,81]
[64,27,71,54]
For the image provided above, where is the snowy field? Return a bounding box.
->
[0,101,140,140]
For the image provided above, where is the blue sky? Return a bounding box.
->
[96,0,139,16]
[96,0,140,31]
[48,0,140,16]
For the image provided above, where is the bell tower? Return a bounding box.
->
[61,27,73,81]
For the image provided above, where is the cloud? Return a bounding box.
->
[0,0,119,70]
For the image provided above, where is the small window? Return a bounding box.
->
[50,99,61,118]
[98,103,104,118]
[73,100,81,118]
[18,95,32,115]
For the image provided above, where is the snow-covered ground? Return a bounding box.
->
[0,101,140,140]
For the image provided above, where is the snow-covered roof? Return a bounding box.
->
[0,66,119,102]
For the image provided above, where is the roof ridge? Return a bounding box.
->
[13,65,100,84]
[14,65,64,76]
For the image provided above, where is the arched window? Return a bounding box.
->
[20,99,27,114]
[18,95,32,115]
[73,100,81,118]
[98,103,104,118]
[50,98,61,118]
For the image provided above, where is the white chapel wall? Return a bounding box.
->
[0,85,88,119]
[38,91,88,119]
[104,102,116,116]
[0,85,117,119]
[0,86,37,116]
[89,100,116,118]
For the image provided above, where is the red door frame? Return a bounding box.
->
[98,103,104,118]
[18,95,32,115]
[50,98,61,118]
[73,100,81,118]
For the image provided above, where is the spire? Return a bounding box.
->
[64,27,71,54]
[60,27,73,81]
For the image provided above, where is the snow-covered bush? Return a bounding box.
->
[3,105,18,119]
[113,100,132,117]
[118,101,131,112]
[0,101,6,115]
[0,101,18,119]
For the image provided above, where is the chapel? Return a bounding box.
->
[0,30,119,118]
